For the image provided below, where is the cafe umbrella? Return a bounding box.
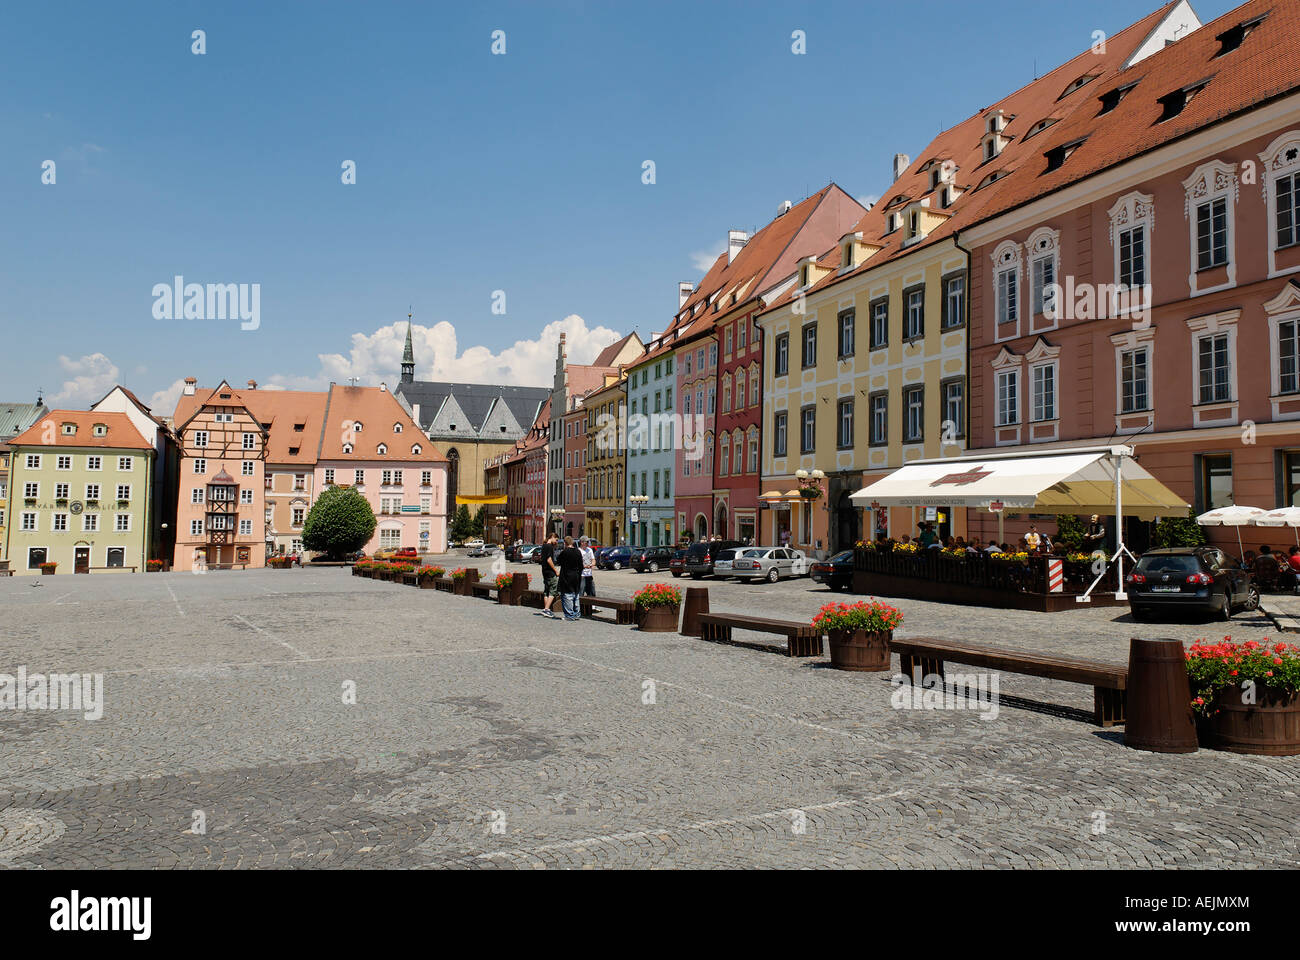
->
[1196,505,1267,560]
[1253,506,1300,546]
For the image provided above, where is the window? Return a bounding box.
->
[1031,250,1055,316]
[1278,171,1300,250]
[393,422,403,433]
[194,430,209,448]
[1120,347,1150,413]
[116,513,130,532]
[27,546,46,569]
[85,484,100,501]
[193,459,206,474]
[57,455,72,471]
[1031,363,1057,421]
[240,488,253,504]
[292,507,305,526]
[749,369,759,406]
[997,263,1018,325]
[118,456,133,471]
[83,513,98,532]
[801,324,817,368]
[838,310,855,358]
[354,469,365,485]
[942,273,965,328]
[870,298,888,349]
[54,483,69,499]
[719,437,730,476]
[324,468,335,485]
[21,513,37,531]
[241,460,254,476]
[997,370,1020,425]
[738,321,747,350]
[708,343,717,367]
[25,454,40,469]
[421,470,432,486]
[837,399,854,449]
[773,411,788,457]
[86,456,101,471]
[775,334,789,376]
[800,406,816,454]
[1197,332,1232,403]
[903,386,924,442]
[942,379,965,439]
[721,378,731,413]
[869,393,888,445]
[1280,316,1300,395]
[116,484,130,501]
[239,519,253,536]
[191,488,204,504]
[23,482,38,498]
[52,513,67,531]
[1196,197,1229,270]
[242,433,256,450]
[1119,225,1146,288]
[707,385,715,414]
[376,443,387,455]
[1201,454,1234,510]
[725,328,733,356]
[904,286,925,340]
[748,431,758,472]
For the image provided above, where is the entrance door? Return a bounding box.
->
[74,547,90,574]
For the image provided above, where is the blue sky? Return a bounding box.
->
[0,0,1237,414]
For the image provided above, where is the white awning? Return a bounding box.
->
[848,446,1187,520]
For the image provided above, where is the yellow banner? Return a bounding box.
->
[456,494,507,505]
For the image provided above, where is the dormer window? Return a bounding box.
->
[342,442,354,454]
[887,212,901,233]
[909,210,920,236]
[985,110,1007,134]
[376,443,388,455]
[1024,116,1060,140]
[842,243,854,268]
[1214,14,1266,58]
[1061,73,1099,99]
[799,264,810,287]
[393,422,403,433]
[1157,78,1212,122]
[1098,81,1139,115]
[941,185,960,208]
[93,424,107,437]
[353,421,363,432]
[61,423,76,435]
[411,443,422,455]
[977,169,1011,191]
[1044,137,1086,173]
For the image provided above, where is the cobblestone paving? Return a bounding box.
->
[0,563,1294,869]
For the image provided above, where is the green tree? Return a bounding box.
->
[450,504,473,541]
[1054,514,1086,551]
[301,486,377,559]
[1150,508,1208,548]
[471,505,487,537]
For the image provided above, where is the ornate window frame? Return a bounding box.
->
[1026,226,1061,332]
[1025,337,1061,441]
[1109,326,1157,434]
[991,239,1022,342]
[991,346,1022,444]
[1107,191,1154,312]
[1265,282,1300,419]
[1185,309,1240,427]
[1259,130,1300,279]
[1182,159,1239,297]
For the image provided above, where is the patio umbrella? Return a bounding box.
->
[1254,506,1300,546]
[1196,505,1266,559]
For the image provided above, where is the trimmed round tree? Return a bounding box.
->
[301,486,377,559]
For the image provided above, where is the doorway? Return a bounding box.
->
[835,490,860,552]
[75,547,90,574]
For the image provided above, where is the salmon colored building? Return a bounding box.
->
[964,0,1300,554]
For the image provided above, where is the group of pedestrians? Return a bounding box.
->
[537,533,596,620]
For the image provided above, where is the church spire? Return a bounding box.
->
[401,308,415,383]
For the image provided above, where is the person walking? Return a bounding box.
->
[579,537,596,596]
[558,536,584,621]
[539,532,561,618]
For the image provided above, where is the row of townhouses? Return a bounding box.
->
[489,0,1300,560]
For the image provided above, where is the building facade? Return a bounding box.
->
[0,398,50,564]
[562,398,588,539]
[584,373,627,547]
[5,411,155,575]
[624,344,676,547]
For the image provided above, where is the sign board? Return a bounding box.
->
[988,501,1005,513]
[420,530,429,539]
[924,506,937,521]
[629,507,639,524]
[400,505,420,513]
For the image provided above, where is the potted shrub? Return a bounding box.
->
[495,572,517,604]
[147,559,165,573]
[451,567,473,596]
[632,583,681,632]
[417,565,444,589]
[1187,637,1300,755]
[813,599,902,672]
[39,561,58,576]
[394,562,418,585]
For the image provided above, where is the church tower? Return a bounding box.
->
[401,311,415,384]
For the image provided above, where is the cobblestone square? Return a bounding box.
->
[0,562,1294,869]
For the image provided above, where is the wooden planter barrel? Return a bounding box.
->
[453,578,472,596]
[510,573,530,605]
[41,568,57,576]
[1198,686,1300,756]
[1125,637,1198,754]
[637,603,680,633]
[418,577,438,589]
[680,587,709,637]
[826,629,892,672]
[401,573,418,586]
[497,584,514,605]
[434,577,453,593]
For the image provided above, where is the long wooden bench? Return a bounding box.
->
[580,595,636,625]
[470,581,496,600]
[698,612,823,658]
[517,589,544,609]
[890,637,1127,727]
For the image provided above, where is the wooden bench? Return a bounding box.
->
[433,577,454,593]
[698,612,823,658]
[89,566,139,573]
[517,589,544,609]
[890,637,1127,727]
[470,581,499,600]
[580,595,636,625]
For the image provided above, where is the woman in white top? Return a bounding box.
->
[579,538,596,596]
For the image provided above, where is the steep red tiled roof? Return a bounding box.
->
[973,0,1300,223]
[9,410,153,450]
[317,384,446,462]
[173,386,327,465]
[592,332,639,367]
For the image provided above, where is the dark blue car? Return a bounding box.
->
[597,546,633,570]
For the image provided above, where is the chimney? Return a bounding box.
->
[379,382,387,393]
[728,230,748,263]
[893,153,911,182]
[247,379,257,390]
[678,282,694,308]
[183,377,197,396]
[777,200,793,216]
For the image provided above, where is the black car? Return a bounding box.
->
[631,546,675,573]
[1126,546,1258,622]
[683,540,745,578]
[810,550,854,591]
[598,545,634,570]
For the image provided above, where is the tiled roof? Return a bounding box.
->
[9,410,153,450]
[972,0,1300,224]
[592,331,640,367]
[172,386,327,465]
[758,2,1184,313]
[394,381,549,436]
[318,384,446,462]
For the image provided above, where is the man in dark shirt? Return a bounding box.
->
[557,536,584,621]
[539,533,560,618]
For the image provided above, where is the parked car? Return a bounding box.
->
[598,545,634,570]
[683,540,745,578]
[710,547,745,579]
[810,550,855,591]
[1126,546,1258,622]
[507,543,534,562]
[668,549,686,578]
[631,546,675,573]
[731,546,809,583]
[463,538,485,551]
[374,546,417,561]
[466,543,497,558]
[516,544,540,562]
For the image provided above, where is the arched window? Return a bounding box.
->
[719,435,730,476]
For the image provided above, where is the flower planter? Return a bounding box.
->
[637,603,680,633]
[1197,686,1300,756]
[826,629,892,672]
[453,578,473,596]
[402,573,418,586]
[497,585,514,605]
[40,568,57,576]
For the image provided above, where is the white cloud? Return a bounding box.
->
[857,194,880,211]
[269,314,625,390]
[149,378,188,417]
[50,353,120,407]
[689,241,726,274]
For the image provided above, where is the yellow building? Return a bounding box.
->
[583,372,626,546]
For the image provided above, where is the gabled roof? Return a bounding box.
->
[394,380,549,436]
[317,384,446,462]
[9,410,152,451]
[172,385,325,465]
[592,331,640,367]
